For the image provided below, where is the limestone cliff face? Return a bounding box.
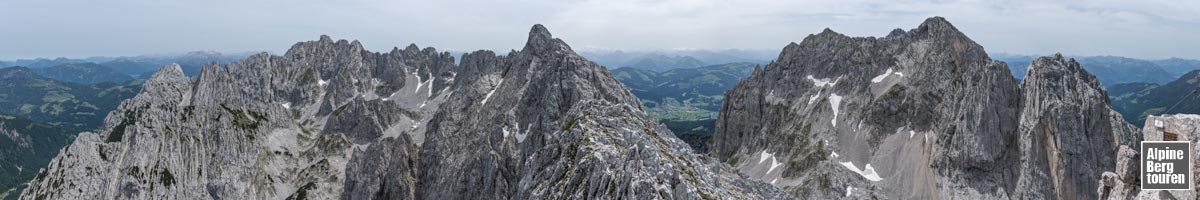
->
[21,34,458,199]
[21,25,788,200]
[1014,54,1140,199]
[710,17,1137,199]
[415,25,787,199]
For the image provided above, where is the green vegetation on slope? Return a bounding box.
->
[612,62,757,151]
[0,66,142,131]
[0,114,77,200]
[1110,70,1200,126]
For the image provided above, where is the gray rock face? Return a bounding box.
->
[21,25,787,199]
[21,36,457,199]
[1096,145,1139,200]
[416,25,787,200]
[1014,54,1139,199]
[1098,114,1200,199]
[710,17,1137,199]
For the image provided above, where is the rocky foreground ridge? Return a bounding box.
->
[710,17,1140,199]
[20,25,788,199]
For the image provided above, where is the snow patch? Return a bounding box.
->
[846,186,853,197]
[831,151,839,158]
[839,161,884,181]
[829,94,842,126]
[757,150,784,174]
[808,91,821,105]
[770,178,779,185]
[767,156,782,174]
[426,75,434,98]
[281,103,291,109]
[502,128,510,138]
[412,72,432,93]
[870,68,895,83]
[909,130,916,138]
[350,144,369,150]
[318,79,328,86]
[481,79,504,105]
[758,150,772,163]
[807,75,838,87]
[516,128,529,143]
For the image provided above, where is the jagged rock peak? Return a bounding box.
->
[819,27,838,35]
[147,63,185,82]
[805,27,847,41]
[1013,53,1137,199]
[915,16,960,34]
[1025,53,1102,89]
[886,28,906,37]
[522,24,574,55]
[136,63,191,104]
[529,24,552,40]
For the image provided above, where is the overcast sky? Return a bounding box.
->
[1,0,1197,60]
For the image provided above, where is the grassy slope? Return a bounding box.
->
[613,62,756,151]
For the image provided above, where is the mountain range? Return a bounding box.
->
[29,63,134,84]
[710,17,1137,199]
[1110,69,1200,126]
[20,25,787,199]
[4,17,1197,200]
[580,49,774,72]
[0,66,141,130]
[2,51,249,79]
[993,54,1200,86]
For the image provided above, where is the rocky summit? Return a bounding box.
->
[20,25,788,199]
[709,17,1138,199]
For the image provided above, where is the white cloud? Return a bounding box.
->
[0,0,1196,59]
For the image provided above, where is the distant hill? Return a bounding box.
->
[0,114,75,200]
[1110,69,1200,126]
[581,49,774,71]
[1078,56,1175,86]
[0,66,141,130]
[624,54,707,72]
[31,63,133,84]
[991,54,1036,79]
[1154,58,1200,77]
[99,51,248,77]
[6,58,90,68]
[993,54,1200,86]
[612,62,757,151]
[5,51,251,78]
[99,58,165,78]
